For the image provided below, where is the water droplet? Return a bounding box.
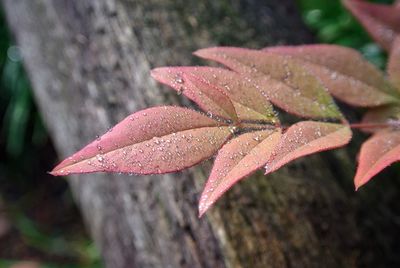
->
[175,75,184,84]
[96,154,104,163]
[265,163,270,172]
[177,86,184,95]
[228,126,238,134]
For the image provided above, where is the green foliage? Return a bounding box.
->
[296,0,394,68]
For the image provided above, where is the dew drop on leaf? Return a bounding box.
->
[175,75,184,84]
[228,126,238,134]
[96,154,104,163]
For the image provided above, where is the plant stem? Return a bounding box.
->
[349,122,392,130]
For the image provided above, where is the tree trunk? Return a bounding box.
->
[2,0,386,267]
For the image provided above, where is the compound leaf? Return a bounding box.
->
[199,129,281,216]
[194,47,343,120]
[51,106,231,176]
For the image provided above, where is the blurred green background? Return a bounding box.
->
[0,0,396,267]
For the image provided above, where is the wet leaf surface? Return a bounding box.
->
[152,67,278,123]
[264,45,399,106]
[355,130,400,190]
[199,129,281,216]
[51,106,230,175]
[264,121,352,175]
[194,47,343,119]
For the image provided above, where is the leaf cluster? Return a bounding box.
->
[51,0,400,216]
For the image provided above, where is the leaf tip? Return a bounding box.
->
[193,47,218,60]
[354,180,363,191]
[192,48,207,58]
[198,205,207,218]
[48,166,68,177]
[198,209,206,219]
[198,196,215,218]
[354,173,370,191]
[150,67,165,81]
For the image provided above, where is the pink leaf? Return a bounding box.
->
[388,37,400,90]
[198,129,281,216]
[151,67,238,121]
[264,121,352,175]
[51,106,231,176]
[194,47,343,120]
[151,67,278,123]
[344,0,400,51]
[263,45,398,107]
[355,131,400,190]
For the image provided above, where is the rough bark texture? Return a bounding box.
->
[3,0,394,267]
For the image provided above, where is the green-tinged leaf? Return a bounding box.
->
[194,47,343,120]
[264,44,399,106]
[152,67,278,123]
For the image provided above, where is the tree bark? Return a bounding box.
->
[1,0,377,267]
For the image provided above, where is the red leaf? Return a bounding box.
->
[151,67,278,123]
[355,131,400,190]
[194,47,343,120]
[199,129,281,216]
[51,106,231,176]
[263,45,398,107]
[388,37,400,90]
[362,105,400,133]
[264,121,352,175]
[151,67,238,121]
[344,0,400,51]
